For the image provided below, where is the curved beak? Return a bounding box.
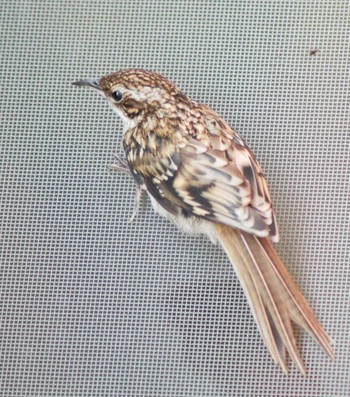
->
[72,78,100,90]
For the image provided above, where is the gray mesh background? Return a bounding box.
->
[1,1,349,396]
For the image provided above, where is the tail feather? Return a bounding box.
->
[215,224,334,375]
[221,232,290,372]
[258,237,334,359]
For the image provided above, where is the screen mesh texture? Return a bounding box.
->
[1,1,349,396]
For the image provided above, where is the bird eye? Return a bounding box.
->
[112,90,123,102]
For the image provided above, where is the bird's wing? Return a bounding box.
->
[141,106,279,241]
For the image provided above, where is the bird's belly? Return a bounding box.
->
[148,193,218,243]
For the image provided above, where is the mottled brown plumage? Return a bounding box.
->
[73,68,334,374]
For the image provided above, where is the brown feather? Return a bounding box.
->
[215,224,334,374]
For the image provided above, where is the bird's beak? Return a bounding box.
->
[72,78,100,90]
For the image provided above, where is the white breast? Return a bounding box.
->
[148,194,218,244]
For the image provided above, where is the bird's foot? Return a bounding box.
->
[128,184,142,223]
[107,153,143,223]
[107,153,130,174]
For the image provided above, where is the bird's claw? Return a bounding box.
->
[128,185,142,223]
[107,153,130,174]
[107,153,142,223]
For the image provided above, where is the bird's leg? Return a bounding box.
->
[107,152,130,174]
[128,184,143,223]
[107,153,143,223]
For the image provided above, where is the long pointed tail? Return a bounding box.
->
[215,224,334,375]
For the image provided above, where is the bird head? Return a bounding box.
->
[73,68,185,129]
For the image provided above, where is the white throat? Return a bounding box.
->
[107,101,138,132]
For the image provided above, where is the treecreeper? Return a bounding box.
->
[73,69,334,375]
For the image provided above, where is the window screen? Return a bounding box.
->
[1,1,349,396]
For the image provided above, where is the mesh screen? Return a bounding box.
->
[1,1,349,396]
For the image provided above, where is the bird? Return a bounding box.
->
[73,68,334,375]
